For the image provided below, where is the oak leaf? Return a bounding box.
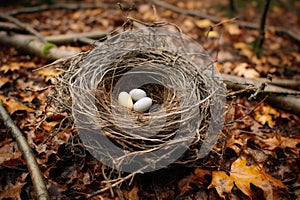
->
[233,63,259,79]
[254,104,278,128]
[0,95,33,114]
[195,19,212,29]
[209,158,286,200]
[231,157,286,200]
[208,171,234,199]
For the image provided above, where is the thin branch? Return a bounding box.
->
[0,13,46,42]
[255,0,272,57]
[152,0,300,43]
[0,100,50,200]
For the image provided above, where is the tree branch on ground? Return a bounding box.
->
[0,13,46,42]
[0,100,50,200]
[223,74,300,115]
[8,3,118,16]
[152,0,300,43]
[1,29,299,114]
[0,22,25,32]
[45,31,107,45]
[0,31,79,60]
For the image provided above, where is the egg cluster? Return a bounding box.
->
[118,89,153,112]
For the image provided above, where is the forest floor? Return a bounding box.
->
[0,0,300,199]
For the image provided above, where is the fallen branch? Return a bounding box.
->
[0,31,79,61]
[152,0,300,43]
[0,22,24,32]
[8,3,118,16]
[0,100,50,200]
[45,31,107,45]
[0,13,46,42]
[223,74,300,115]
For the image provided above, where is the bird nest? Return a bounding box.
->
[54,27,226,173]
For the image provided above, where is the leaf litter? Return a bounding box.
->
[0,0,299,199]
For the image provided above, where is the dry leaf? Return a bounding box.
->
[0,143,22,164]
[0,76,10,88]
[234,42,253,58]
[0,95,33,114]
[123,185,139,200]
[178,168,211,195]
[254,104,277,128]
[35,67,62,83]
[230,157,286,200]
[233,63,259,79]
[0,62,20,73]
[195,19,212,29]
[258,135,300,155]
[0,173,27,200]
[208,171,234,199]
[208,158,286,200]
[225,24,242,35]
[206,30,219,38]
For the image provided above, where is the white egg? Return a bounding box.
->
[118,91,133,109]
[129,89,147,101]
[133,97,152,112]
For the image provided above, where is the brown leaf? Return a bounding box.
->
[254,104,278,128]
[230,157,286,200]
[258,135,300,155]
[0,173,27,200]
[195,19,212,29]
[208,171,234,199]
[0,143,22,165]
[233,63,259,79]
[0,95,34,114]
[178,168,211,195]
[123,185,139,200]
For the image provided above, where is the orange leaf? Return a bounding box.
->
[123,185,139,200]
[208,171,234,199]
[195,19,212,29]
[0,95,33,114]
[233,63,259,79]
[230,157,286,200]
[254,104,277,128]
[0,62,20,73]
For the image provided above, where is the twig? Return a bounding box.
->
[0,100,50,200]
[255,0,272,57]
[152,0,300,43]
[0,13,46,42]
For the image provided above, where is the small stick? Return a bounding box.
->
[0,100,50,200]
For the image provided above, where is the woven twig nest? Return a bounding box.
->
[54,27,226,173]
